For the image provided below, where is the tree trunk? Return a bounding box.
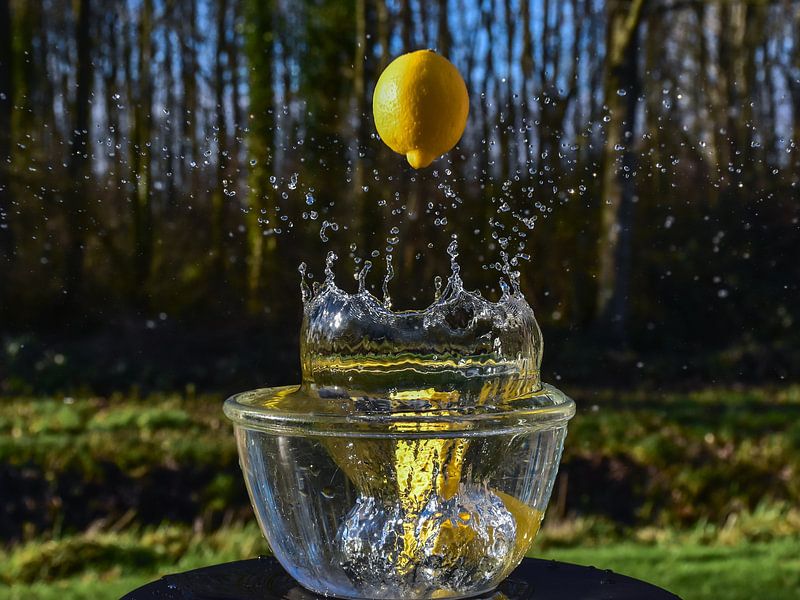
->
[573,0,594,170]
[229,0,243,155]
[480,0,494,181]
[519,0,533,170]
[595,0,645,345]
[279,10,294,163]
[452,0,476,196]
[494,0,509,181]
[353,0,368,246]
[376,0,390,72]
[713,3,732,184]
[501,0,515,178]
[164,0,177,209]
[759,18,777,171]
[793,6,800,155]
[537,1,578,211]
[0,0,13,262]
[532,0,551,201]
[104,1,122,201]
[179,0,199,191]
[436,0,451,56]
[400,0,413,52]
[130,0,154,304]
[211,0,229,286]
[741,3,766,186]
[64,0,93,306]
[244,0,276,315]
[723,3,747,188]
[418,0,428,47]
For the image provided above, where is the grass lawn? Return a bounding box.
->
[538,538,800,600]
[2,386,799,598]
[1,524,798,599]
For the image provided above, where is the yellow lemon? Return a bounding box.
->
[495,491,544,561]
[373,49,469,169]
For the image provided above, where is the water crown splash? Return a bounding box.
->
[299,236,544,407]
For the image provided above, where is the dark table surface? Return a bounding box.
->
[122,556,682,599]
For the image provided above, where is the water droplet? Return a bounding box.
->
[298,263,310,302]
[433,275,443,301]
[356,260,372,293]
[324,252,337,283]
[382,254,394,309]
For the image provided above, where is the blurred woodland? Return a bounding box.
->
[0,0,799,393]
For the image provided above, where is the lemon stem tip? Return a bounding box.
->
[406,150,435,169]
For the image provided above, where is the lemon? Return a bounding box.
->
[495,491,544,562]
[373,49,469,169]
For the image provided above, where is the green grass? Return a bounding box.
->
[0,576,145,600]
[2,385,798,533]
[1,523,798,599]
[538,537,800,600]
[2,386,799,598]
[0,524,267,599]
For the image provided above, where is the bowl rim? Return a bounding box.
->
[223,382,575,438]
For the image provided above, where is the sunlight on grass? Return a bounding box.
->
[537,538,800,600]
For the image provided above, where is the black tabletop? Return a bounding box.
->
[122,556,682,600]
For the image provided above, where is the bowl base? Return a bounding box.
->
[296,580,502,600]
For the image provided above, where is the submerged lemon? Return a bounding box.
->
[373,49,469,169]
[495,491,545,562]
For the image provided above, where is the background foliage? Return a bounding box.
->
[1,0,798,393]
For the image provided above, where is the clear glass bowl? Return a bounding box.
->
[224,383,575,599]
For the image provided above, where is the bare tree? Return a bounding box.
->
[0,0,13,262]
[452,0,478,195]
[520,0,534,169]
[229,0,244,153]
[595,0,645,344]
[436,0,451,57]
[500,0,516,179]
[480,0,495,181]
[376,0,390,72]
[104,1,123,196]
[400,0,413,52]
[793,5,800,153]
[536,0,580,200]
[163,0,178,208]
[129,0,155,302]
[179,0,199,191]
[353,0,367,221]
[64,0,94,305]
[244,0,276,314]
[211,0,230,285]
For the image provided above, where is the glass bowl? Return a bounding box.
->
[224,383,575,599]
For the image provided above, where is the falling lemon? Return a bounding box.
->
[373,49,469,169]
